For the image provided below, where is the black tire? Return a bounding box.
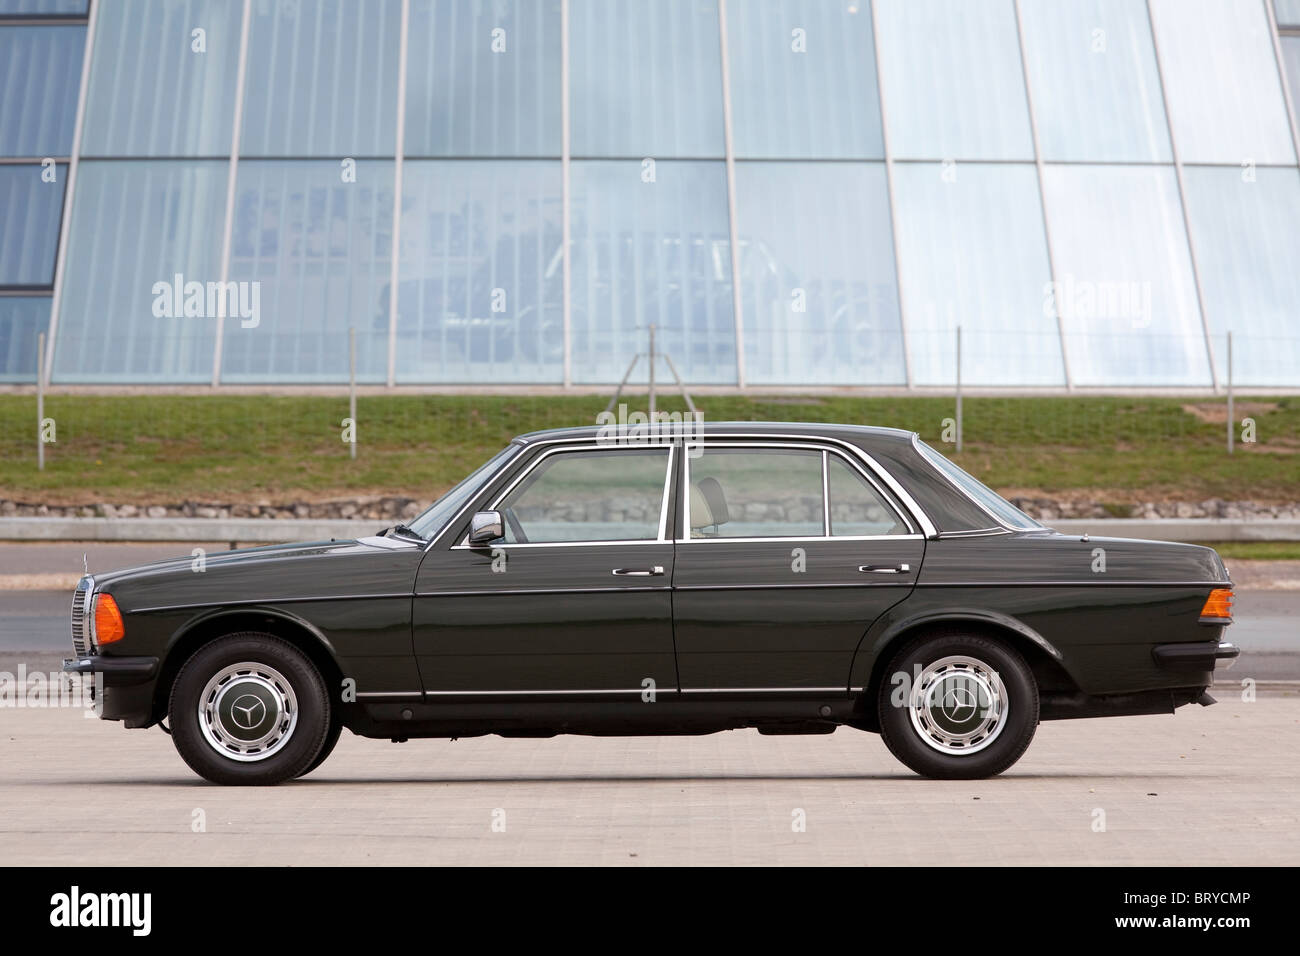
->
[876,630,1038,780]
[169,633,331,786]
[296,713,342,778]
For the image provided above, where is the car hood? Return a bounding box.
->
[92,535,426,611]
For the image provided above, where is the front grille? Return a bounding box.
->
[70,576,93,657]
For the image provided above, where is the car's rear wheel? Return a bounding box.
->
[169,633,331,785]
[877,630,1038,779]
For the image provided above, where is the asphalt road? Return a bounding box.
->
[0,696,1296,865]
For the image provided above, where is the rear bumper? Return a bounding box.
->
[1152,640,1239,672]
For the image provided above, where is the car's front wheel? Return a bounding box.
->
[877,630,1038,779]
[169,633,331,785]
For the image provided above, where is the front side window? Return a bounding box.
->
[497,447,670,543]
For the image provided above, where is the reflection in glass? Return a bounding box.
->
[734,162,903,385]
[397,160,562,383]
[569,160,735,384]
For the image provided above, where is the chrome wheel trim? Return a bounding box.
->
[908,655,1008,756]
[197,661,298,763]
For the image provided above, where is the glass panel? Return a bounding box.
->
[892,162,1063,386]
[916,440,1044,530]
[1278,0,1300,26]
[1282,36,1300,109]
[405,0,561,157]
[397,160,562,383]
[570,0,724,158]
[0,25,84,157]
[221,160,393,383]
[82,0,241,157]
[687,448,823,538]
[1019,0,1172,162]
[0,164,65,286]
[52,161,226,383]
[499,448,670,543]
[570,160,735,384]
[241,0,401,157]
[1148,0,1295,164]
[827,455,908,536]
[874,0,1033,160]
[734,162,904,385]
[0,296,49,383]
[1183,165,1300,387]
[1042,164,1210,386]
[726,0,883,159]
[0,1,87,12]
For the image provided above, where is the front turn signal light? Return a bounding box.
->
[93,593,126,645]
[1200,588,1234,623]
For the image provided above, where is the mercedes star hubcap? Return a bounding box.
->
[198,662,298,762]
[908,655,1008,756]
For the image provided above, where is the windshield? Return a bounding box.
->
[406,444,518,540]
[915,440,1044,532]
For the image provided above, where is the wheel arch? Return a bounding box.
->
[851,611,1079,732]
[151,607,345,726]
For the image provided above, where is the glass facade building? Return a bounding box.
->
[3,0,1300,387]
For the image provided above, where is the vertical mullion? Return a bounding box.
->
[1145,0,1219,391]
[387,0,410,386]
[717,0,745,387]
[43,0,99,383]
[869,0,911,389]
[211,0,252,386]
[1012,0,1072,389]
[561,0,572,386]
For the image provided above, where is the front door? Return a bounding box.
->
[413,442,678,697]
[671,441,924,692]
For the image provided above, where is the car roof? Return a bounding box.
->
[513,421,918,447]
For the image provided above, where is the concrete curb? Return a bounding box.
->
[1,516,1299,543]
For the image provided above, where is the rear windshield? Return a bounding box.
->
[915,440,1044,532]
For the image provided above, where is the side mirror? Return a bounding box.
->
[468,510,504,546]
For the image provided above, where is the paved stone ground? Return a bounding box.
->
[1,693,1296,866]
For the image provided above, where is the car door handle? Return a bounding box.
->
[859,564,910,574]
[612,566,665,576]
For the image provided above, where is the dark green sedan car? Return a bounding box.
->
[65,422,1239,785]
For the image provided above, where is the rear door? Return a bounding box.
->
[671,440,924,692]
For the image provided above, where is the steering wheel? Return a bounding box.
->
[504,506,529,544]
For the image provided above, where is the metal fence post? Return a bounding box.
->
[955,324,963,453]
[648,324,656,420]
[349,327,357,460]
[37,331,45,471]
[1227,330,1234,455]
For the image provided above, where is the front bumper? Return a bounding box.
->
[62,655,159,686]
[1152,640,1239,672]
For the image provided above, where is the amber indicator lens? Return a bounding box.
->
[1200,588,1234,621]
[93,593,126,644]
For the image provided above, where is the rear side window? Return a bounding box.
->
[687,447,823,538]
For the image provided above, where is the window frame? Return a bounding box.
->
[680,440,917,543]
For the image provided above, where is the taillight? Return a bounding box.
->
[1200,588,1234,623]
[93,593,126,645]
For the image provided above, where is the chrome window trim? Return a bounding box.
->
[910,432,1041,534]
[450,441,676,549]
[680,439,916,542]
[433,429,940,543]
[677,534,924,545]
